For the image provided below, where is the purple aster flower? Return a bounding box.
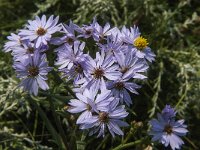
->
[55,41,86,70]
[68,88,113,124]
[107,76,141,106]
[98,35,123,57]
[50,20,78,47]
[55,41,91,84]
[149,107,188,150]
[93,22,117,42]
[19,15,61,48]
[11,40,49,61]
[121,25,140,45]
[120,26,156,62]
[74,18,97,39]
[115,50,148,80]
[80,98,129,137]
[12,40,35,61]
[4,33,23,52]
[13,52,52,95]
[85,50,122,92]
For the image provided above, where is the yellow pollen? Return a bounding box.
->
[133,36,149,50]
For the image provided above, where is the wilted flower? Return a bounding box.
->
[162,105,177,121]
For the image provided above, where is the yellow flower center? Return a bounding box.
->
[133,36,149,50]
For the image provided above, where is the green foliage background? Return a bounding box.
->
[0,0,200,149]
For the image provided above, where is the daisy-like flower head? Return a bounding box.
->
[19,15,61,48]
[120,26,156,62]
[133,36,149,50]
[98,35,123,58]
[13,52,52,95]
[55,41,91,85]
[85,50,122,92]
[12,40,35,61]
[55,41,86,70]
[74,18,96,39]
[107,76,141,106]
[149,106,188,150]
[80,98,129,137]
[61,57,91,85]
[51,20,78,47]
[68,88,114,124]
[93,22,118,43]
[12,40,48,61]
[4,33,24,52]
[115,50,148,80]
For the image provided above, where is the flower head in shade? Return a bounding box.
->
[51,21,78,47]
[68,88,113,124]
[80,98,129,137]
[4,33,23,52]
[13,52,52,95]
[162,105,177,121]
[74,18,96,39]
[149,106,188,150]
[107,76,141,106]
[11,40,48,61]
[93,22,117,43]
[98,35,123,57]
[12,40,35,61]
[19,15,61,48]
[55,41,86,70]
[115,50,148,80]
[55,41,91,84]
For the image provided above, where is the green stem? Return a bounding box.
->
[51,70,76,97]
[28,96,65,149]
[96,135,109,150]
[122,130,136,144]
[47,95,69,150]
[112,140,142,150]
[11,111,36,149]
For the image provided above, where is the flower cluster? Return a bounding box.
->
[4,15,157,137]
[149,105,188,150]
[4,15,61,95]
[51,18,155,137]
